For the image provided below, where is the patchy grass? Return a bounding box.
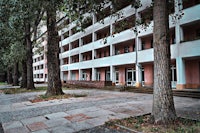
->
[105,114,200,133]
[0,82,6,85]
[3,87,47,94]
[30,93,87,103]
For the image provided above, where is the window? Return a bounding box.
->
[142,67,145,86]
[104,51,107,57]
[82,72,87,80]
[142,41,145,50]
[96,72,101,81]
[151,39,153,48]
[99,52,102,58]
[106,70,110,81]
[40,74,43,78]
[115,71,119,85]
[115,49,120,55]
[124,46,129,53]
[196,28,200,39]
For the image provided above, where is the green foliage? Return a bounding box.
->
[0,0,46,72]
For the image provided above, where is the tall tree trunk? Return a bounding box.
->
[25,22,35,89]
[7,67,13,84]
[152,0,176,124]
[20,59,27,88]
[13,62,19,86]
[45,1,63,96]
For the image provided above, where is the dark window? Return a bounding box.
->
[124,46,129,53]
[151,39,153,48]
[196,29,200,38]
[104,51,106,57]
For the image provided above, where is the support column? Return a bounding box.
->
[175,0,184,44]
[68,70,71,80]
[79,69,82,80]
[137,37,142,51]
[176,57,186,89]
[92,13,97,42]
[136,64,142,87]
[92,68,96,81]
[60,71,64,83]
[110,44,113,56]
[110,66,115,85]
[175,23,184,44]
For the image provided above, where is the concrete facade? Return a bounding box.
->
[58,0,200,89]
[33,37,48,83]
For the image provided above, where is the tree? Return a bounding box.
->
[152,0,176,124]
[45,0,64,96]
[25,21,35,89]
[0,0,45,89]
[13,62,19,86]
[22,0,45,89]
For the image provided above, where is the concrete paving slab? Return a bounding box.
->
[85,109,115,118]
[71,121,95,132]
[44,112,69,120]
[26,122,48,132]
[44,118,71,128]
[32,129,49,133]
[85,116,111,127]
[65,107,99,115]
[21,116,47,125]
[111,112,131,119]
[4,126,29,133]
[65,113,92,122]
[47,124,75,133]
[2,121,23,130]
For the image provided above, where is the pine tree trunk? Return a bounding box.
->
[152,0,176,124]
[25,22,35,90]
[45,1,64,96]
[20,59,27,88]
[7,67,13,84]
[13,62,19,86]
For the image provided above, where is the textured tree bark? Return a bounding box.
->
[13,62,19,86]
[25,22,35,90]
[152,0,176,124]
[20,59,27,88]
[7,67,13,84]
[45,1,64,96]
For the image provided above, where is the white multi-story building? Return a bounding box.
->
[59,0,200,89]
[33,36,48,83]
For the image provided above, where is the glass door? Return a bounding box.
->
[115,71,119,85]
[126,69,136,86]
[171,65,177,88]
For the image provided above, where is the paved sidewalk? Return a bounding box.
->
[0,89,199,133]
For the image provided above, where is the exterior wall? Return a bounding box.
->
[118,67,126,85]
[141,36,152,50]
[71,70,79,80]
[185,60,200,88]
[33,39,48,83]
[144,64,153,87]
[100,69,106,81]
[59,1,200,89]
